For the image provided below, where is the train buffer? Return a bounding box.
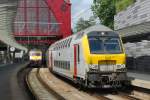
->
[127,71,150,89]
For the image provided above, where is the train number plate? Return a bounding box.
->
[98,60,116,65]
[99,65,114,71]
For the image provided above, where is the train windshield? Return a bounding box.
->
[32,53,41,56]
[88,36,122,54]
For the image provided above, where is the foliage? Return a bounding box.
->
[116,0,136,12]
[74,16,96,33]
[91,0,116,29]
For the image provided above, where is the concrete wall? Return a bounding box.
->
[115,0,150,30]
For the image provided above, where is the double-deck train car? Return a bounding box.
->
[46,25,128,88]
[29,49,42,67]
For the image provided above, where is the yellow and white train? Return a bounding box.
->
[46,25,128,88]
[29,49,42,67]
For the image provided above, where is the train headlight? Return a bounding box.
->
[89,64,98,70]
[117,64,125,69]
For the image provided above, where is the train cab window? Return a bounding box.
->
[89,37,103,53]
[88,32,122,54]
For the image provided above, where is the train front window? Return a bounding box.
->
[88,37,122,54]
[89,37,104,53]
[32,53,41,56]
[104,38,121,53]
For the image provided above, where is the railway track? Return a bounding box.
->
[26,68,150,100]
[17,63,35,100]
[26,68,59,100]
[117,92,140,100]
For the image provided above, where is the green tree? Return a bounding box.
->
[74,16,96,33]
[91,0,116,29]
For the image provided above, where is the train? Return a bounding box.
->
[29,49,42,67]
[46,25,129,88]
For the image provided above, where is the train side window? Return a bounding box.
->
[54,61,56,66]
[59,61,61,68]
[66,39,69,47]
[61,42,63,49]
[64,62,65,69]
[68,62,70,70]
[60,61,62,68]
[65,62,66,69]
[58,43,59,49]
[60,42,61,49]
[56,44,58,50]
[68,38,72,47]
[62,61,63,69]
[56,61,58,67]
[59,61,60,68]
[66,61,68,69]
[63,61,65,69]
[66,62,67,69]
[57,61,58,67]
[62,41,64,49]
[59,43,61,49]
[63,41,65,48]
[64,40,67,48]
[64,61,66,69]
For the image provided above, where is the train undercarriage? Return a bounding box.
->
[76,72,129,89]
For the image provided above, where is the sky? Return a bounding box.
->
[71,0,93,28]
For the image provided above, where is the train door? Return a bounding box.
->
[74,44,80,79]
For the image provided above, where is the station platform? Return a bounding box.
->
[127,71,150,89]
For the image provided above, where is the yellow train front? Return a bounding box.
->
[83,32,127,88]
[47,25,128,88]
[29,50,42,67]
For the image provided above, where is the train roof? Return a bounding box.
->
[80,24,113,34]
[49,25,114,50]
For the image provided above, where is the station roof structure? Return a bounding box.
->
[13,0,71,46]
[0,2,28,52]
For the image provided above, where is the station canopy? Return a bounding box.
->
[0,2,28,52]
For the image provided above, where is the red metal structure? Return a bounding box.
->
[14,0,71,45]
